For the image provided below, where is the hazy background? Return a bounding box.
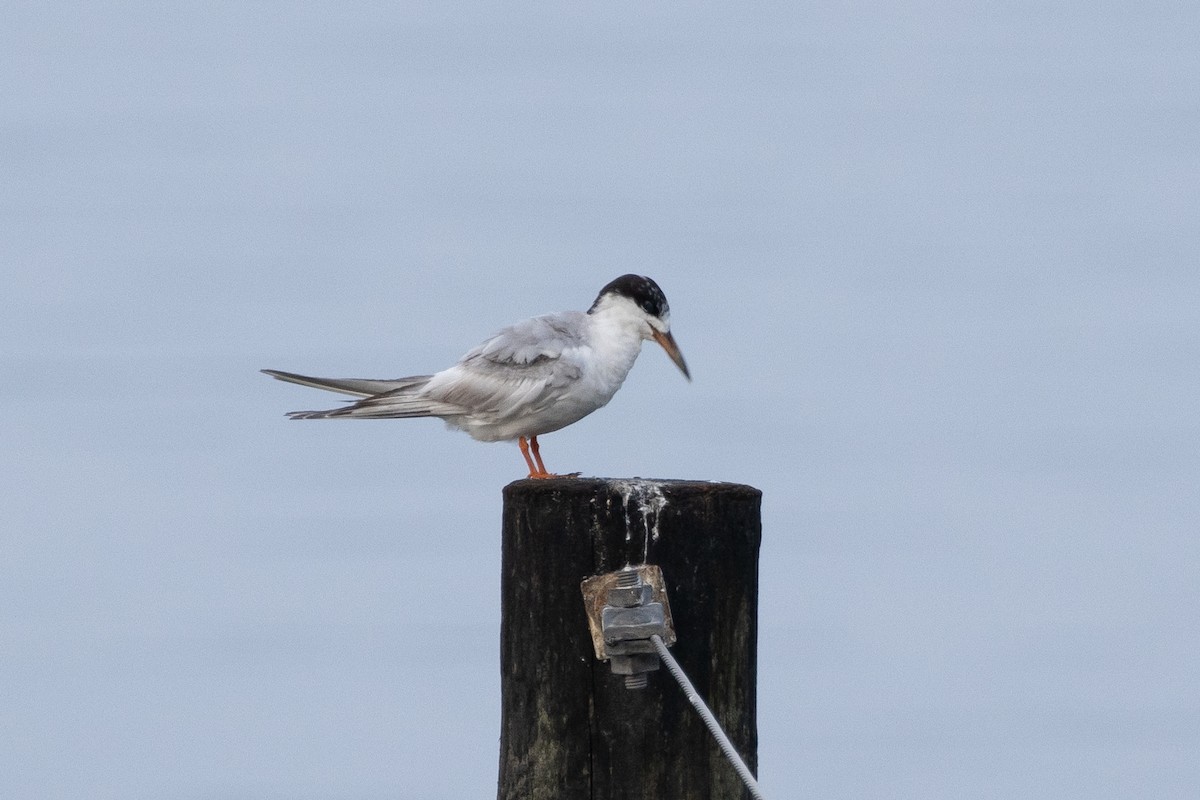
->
[3,3,1198,798]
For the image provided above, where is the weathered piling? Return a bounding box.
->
[497,478,762,800]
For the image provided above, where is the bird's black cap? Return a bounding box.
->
[589,274,670,318]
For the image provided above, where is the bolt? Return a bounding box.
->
[615,568,641,589]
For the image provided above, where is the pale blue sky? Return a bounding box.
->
[3,3,1198,798]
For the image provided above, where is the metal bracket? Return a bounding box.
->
[581,564,676,689]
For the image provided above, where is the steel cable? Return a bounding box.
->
[650,634,766,800]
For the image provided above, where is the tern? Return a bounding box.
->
[263,274,690,478]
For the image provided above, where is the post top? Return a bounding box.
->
[503,476,761,500]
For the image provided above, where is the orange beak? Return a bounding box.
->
[651,329,691,381]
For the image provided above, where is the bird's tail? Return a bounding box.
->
[262,369,462,420]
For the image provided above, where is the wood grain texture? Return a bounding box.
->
[497,478,761,800]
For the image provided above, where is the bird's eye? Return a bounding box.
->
[640,299,657,314]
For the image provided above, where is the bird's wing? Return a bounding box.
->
[474,312,585,365]
[262,369,430,398]
[422,312,587,416]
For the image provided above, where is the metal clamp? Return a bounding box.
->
[581,565,676,689]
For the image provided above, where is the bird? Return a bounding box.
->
[263,274,690,479]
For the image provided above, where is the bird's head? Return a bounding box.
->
[589,274,690,380]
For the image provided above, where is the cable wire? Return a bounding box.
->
[650,634,766,800]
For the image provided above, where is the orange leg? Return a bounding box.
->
[529,435,549,476]
[518,435,579,479]
[518,436,550,479]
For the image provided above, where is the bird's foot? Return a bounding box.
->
[520,436,582,479]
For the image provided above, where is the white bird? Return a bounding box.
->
[263,274,690,479]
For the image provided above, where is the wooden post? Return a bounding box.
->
[497,478,762,800]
